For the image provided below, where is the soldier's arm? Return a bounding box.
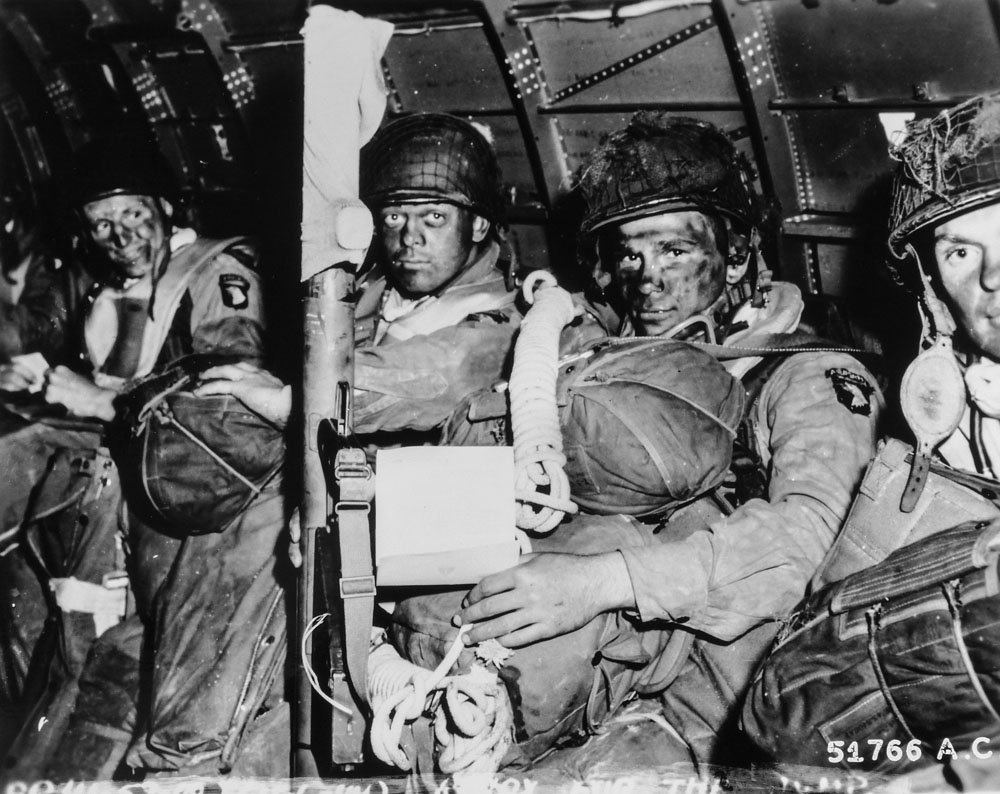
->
[618,351,883,641]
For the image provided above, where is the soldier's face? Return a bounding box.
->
[607,211,726,337]
[934,202,1000,360]
[378,202,488,296]
[83,194,170,280]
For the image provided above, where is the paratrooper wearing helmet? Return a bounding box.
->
[453,111,883,775]
[743,92,1000,791]
[195,112,532,443]
[2,131,273,780]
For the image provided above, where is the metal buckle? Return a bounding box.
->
[335,449,373,482]
[339,574,376,599]
[101,571,130,590]
[335,500,371,516]
[333,448,374,504]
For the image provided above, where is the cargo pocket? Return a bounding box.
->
[817,687,922,773]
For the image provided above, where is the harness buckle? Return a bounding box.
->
[339,574,376,599]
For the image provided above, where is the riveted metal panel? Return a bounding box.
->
[762,0,1000,105]
[384,26,510,113]
[783,109,910,215]
[528,5,736,108]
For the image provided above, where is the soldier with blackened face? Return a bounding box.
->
[196,113,548,445]
[2,134,273,780]
[452,114,884,773]
[744,92,1000,790]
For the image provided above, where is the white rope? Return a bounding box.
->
[436,667,513,776]
[300,613,354,715]
[510,271,580,534]
[367,626,513,775]
[368,625,471,769]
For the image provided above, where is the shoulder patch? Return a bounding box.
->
[219,273,251,310]
[826,367,875,416]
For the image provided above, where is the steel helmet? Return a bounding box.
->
[576,113,760,235]
[889,92,1000,265]
[360,113,506,228]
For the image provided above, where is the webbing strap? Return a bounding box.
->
[920,454,1000,507]
[831,520,1000,614]
[335,447,375,707]
[600,331,870,361]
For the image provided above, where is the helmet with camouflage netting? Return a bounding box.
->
[889,91,1000,272]
[576,113,762,235]
[360,113,506,229]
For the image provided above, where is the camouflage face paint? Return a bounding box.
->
[83,194,169,281]
[607,210,726,337]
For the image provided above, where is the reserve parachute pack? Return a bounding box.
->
[443,336,746,517]
[111,352,284,535]
[744,437,1000,773]
[744,515,1000,774]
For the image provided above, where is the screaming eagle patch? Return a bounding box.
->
[826,367,875,416]
[219,274,250,310]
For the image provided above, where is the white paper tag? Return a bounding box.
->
[375,446,519,587]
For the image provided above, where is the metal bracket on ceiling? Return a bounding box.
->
[176,0,256,111]
[507,43,543,101]
[548,15,716,105]
[733,27,772,93]
[131,65,172,123]
[44,72,77,119]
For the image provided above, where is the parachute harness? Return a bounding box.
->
[367,627,513,775]
[510,270,581,534]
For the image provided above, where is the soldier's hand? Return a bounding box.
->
[43,366,116,420]
[0,361,38,392]
[195,362,291,428]
[454,551,635,648]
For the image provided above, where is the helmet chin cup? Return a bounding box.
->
[899,334,966,513]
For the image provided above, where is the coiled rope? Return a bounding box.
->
[368,627,512,774]
[510,271,580,534]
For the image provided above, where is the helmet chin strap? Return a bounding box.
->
[898,241,966,512]
[723,229,770,312]
[747,230,772,309]
[909,241,957,347]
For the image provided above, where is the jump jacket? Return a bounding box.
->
[616,281,884,641]
[351,240,519,435]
